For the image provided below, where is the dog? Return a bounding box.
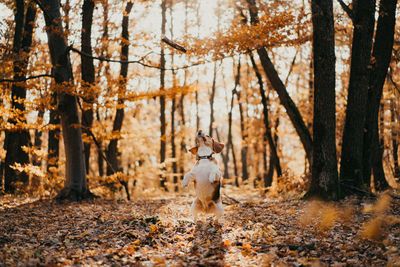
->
[181,130,225,221]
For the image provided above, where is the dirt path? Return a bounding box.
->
[0,195,399,266]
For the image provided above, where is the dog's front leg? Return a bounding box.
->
[182,171,194,187]
[209,168,221,183]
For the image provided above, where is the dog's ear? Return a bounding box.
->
[189,146,198,156]
[212,139,224,153]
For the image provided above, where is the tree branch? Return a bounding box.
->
[161,36,187,53]
[337,0,354,22]
[68,46,214,71]
[0,74,55,83]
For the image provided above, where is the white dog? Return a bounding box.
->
[181,130,225,221]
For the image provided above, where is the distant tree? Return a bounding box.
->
[305,0,339,200]
[160,0,167,191]
[248,52,281,187]
[81,0,96,174]
[4,0,36,193]
[209,62,217,137]
[169,0,178,192]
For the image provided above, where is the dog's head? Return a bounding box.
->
[189,130,224,156]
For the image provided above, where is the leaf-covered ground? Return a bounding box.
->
[1,194,399,266]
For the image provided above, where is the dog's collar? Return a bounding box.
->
[197,153,214,160]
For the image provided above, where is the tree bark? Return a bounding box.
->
[4,1,36,193]
[81,0,95,175]
[362,0,397,191]
[305,0,339,200]
[340,0,376,197]
[39,0,90,200]
[246,0,313,165]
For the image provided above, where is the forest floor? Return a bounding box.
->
[0,192,400,266]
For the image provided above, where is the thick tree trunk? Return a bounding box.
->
[305,0,338,201]
[81,0,95,175]
[246,0,312,165]
[40,0,90,200]
[160,0,167,191]
[362,0,397,191]
[4,1,36,193]
[339,0,376,197]
[248,53,282,177]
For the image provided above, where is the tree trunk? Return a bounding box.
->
[4,1,36,193]
[40,0,90,200]
[246,0,312,165]
[33,109,44,166]
[237,91,249,181]
[209,62,217,137]
[159,0,168,191]
[96,0,109,178]
[81,0,95,175]
[178,0,189,185]
[340,0,376,197]
[390,98,400,179]
[305,0,338,201]
[248,52,282,177]
[105,2,133,201]
[47,93,60,173]
[362,0,397,191]
[96,111,104,177]
[4,0,36,193]
[373,111,389,190]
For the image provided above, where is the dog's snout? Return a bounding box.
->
[197,130,202,136]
